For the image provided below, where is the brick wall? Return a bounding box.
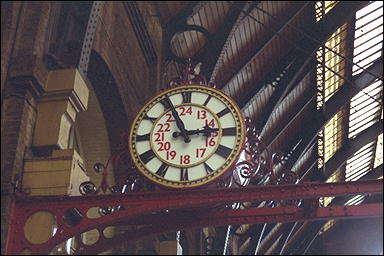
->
[1,1,166,253]
[1,3,50,253]
[1,2,23,95]
[1,84,38,253]
[93,1,164,120]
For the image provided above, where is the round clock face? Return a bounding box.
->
[129,85,245,188]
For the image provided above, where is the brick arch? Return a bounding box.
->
[85,50,130,183]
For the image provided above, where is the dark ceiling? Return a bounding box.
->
[148,1,383,254]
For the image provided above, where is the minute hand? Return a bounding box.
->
[165,96,191,143]
[173,126,219,138]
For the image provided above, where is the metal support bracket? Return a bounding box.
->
[5,179,382,254]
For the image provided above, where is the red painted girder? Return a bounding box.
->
[78,203,383,255]
[5,179,383,254]
[11,179,383,208]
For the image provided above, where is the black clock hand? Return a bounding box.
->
[165,96,191,143]
[173,125,219,138]
[203,125,219,136]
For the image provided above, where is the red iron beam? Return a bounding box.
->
[5,179,382,254]
[79,203,382,254]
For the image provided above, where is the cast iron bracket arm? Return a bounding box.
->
[5,179,382,255]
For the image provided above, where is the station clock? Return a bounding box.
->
[129,85,245,188]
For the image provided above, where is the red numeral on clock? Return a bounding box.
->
[205,137,216,147]
[196,148,207,158]
[179,106,192,116]
[180,155,191,164]
[197,110,207,119]
[165,113,175,122]
[166,150,176,160]
[154,132,164,142]
[205,119,215,128]
[157,123,170,132]
[158,142,171,151]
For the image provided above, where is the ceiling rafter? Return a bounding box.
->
[255,1,370,134]
[272,222,297,255]
[261,155,383,255]
[255,223,290,255]
[283,163,383,254]
[164,1,204,63]
[158,2,380,255]
[240,223,270,254]
[240,50,297,112]
[263,94,316,148]
[323,120,383,178]
[241,55,382,256]
[283,58,382,183]
[165,1,202,27]
[200,1,251,82]
[254,56,315,131]
[219,2,310,92]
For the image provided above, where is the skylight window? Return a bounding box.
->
[346,0,383,193]
[318,2,383,234]
[352,1,383,75]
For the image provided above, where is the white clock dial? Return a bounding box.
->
[129,85,245,188]
[150,104,220,167]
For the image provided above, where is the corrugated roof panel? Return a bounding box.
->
[218,1,309,100]
[261,74,311,140]
[155,2,189,25]
[240,85,274,123]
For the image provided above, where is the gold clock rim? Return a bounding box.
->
[128,84,246,189]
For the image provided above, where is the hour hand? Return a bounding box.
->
[201,125,219,137]
[165,96,191,143]
[173,125,219,138]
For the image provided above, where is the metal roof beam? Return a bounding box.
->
[247,153,381,255]
[254,58,315,131]
[273,1,370,103]
[332,164,383,205]
[263,94,316,148]
[165,1,203,27]
[283,164,383,255]
[284,57,383,173]
[163,1,205,62]
[324,59,383,121]
[240,51,297,111]
[220,2,310,91]
[254,60,382,254]
[254,1,370,133]
[252,58,383,254]
[200,1,251,81]
[323,120,383,178]
[274,222,298,255]
[256,58,381,254]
